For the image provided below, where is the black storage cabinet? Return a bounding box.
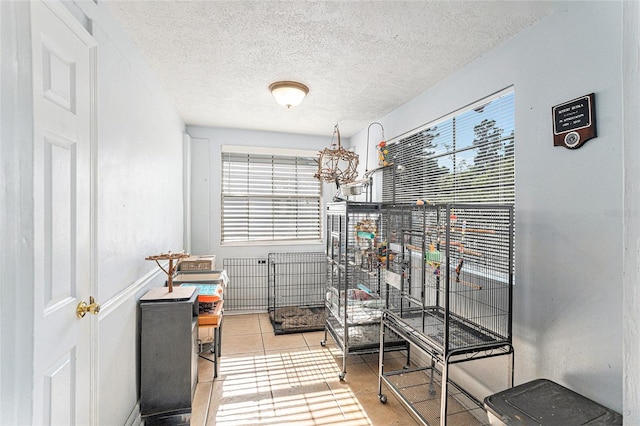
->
[484,379,622,425]
[139,286,199,418]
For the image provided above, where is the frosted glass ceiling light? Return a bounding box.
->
[269,81,309,108]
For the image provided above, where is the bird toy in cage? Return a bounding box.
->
[354,218,378,269]
[452,219,483,290]
[354,218,377,242]
[145,251,190,292]
[377,140,388,166]
[314,123,359,185]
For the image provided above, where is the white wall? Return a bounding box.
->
[622,1,640,422]
[350,1,624,413]
[186,126,336,264]
[91,15,185,302]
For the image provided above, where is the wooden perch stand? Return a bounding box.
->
[145,251,190,292]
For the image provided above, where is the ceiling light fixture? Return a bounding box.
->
[269,81,309,108]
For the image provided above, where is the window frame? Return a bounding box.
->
[382,87,515,206]
[220,145,323,246]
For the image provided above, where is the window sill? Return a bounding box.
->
[220,239,324,247]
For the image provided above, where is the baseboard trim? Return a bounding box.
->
[125,401,142,426]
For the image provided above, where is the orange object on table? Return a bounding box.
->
[199,300,223,326]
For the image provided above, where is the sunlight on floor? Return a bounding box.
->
[210,348,374,425]
[187,313,424,425]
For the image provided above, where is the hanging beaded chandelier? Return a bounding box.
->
[314,124,359,184]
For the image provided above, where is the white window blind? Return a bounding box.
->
[221,148,322,243]
[383,90,515,205]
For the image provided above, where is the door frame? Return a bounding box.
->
[0,1,37,424]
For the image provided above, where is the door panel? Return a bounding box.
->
[31,1,96,424]
[44,133,76,309]
[44,351,75,424]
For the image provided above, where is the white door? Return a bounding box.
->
[30,1,97,424]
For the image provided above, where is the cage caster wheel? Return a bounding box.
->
[320,340,326,347]
[429,388,436,397]
[379,394,388,404]
[403,364,410,370]
[339,372,346,381]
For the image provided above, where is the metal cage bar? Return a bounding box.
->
[379,203,514,426]
[223,257,269,312]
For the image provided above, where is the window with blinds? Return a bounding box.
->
[221,147,322,243]
[383,90,514,205]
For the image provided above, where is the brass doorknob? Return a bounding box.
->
[76,296,101,318]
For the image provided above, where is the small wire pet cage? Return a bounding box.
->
[268,252,327,335]
[223,257,269,312]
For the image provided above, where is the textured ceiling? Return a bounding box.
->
[106,1,551,137]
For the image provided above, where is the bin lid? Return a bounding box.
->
[173,270,229,286]
[484,379,622,425]
[179,283,223,302]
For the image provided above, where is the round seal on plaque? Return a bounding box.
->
[564,131,581,148]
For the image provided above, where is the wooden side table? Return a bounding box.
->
[197,299,224,378]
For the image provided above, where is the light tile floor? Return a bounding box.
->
[192,313,485,426]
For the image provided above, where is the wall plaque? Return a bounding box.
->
[552,93,596,149]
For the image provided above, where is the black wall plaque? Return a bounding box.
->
[552,93,597,149]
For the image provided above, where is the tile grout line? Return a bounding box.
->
[201,380,213,426]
